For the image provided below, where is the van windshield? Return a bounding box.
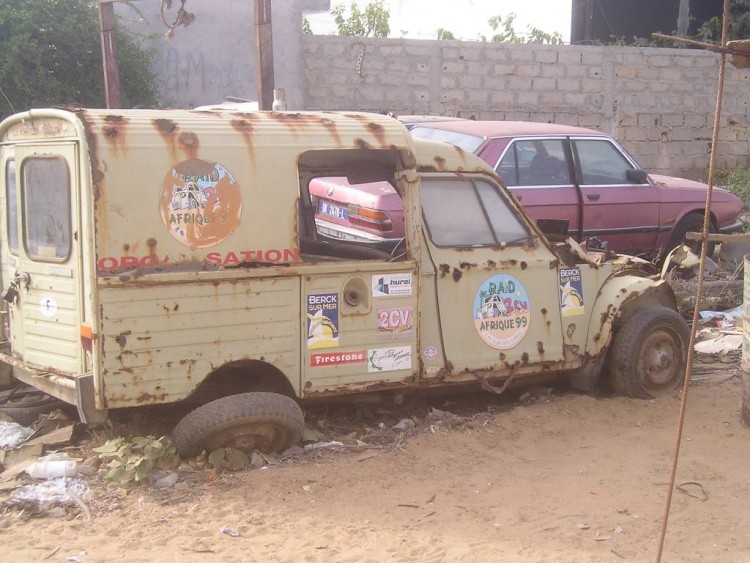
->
[421,176,529,248]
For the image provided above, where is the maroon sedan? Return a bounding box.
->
[410,121,743,258]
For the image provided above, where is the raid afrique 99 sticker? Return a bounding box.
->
[160,159,242,248]
[559,267,585,317]
[473,274,531,350]
[307,293,339,349]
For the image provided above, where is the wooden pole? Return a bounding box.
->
[98,0,122,109]
[254,0,275,110]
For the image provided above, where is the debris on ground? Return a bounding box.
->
[699,305,742,328]
[0,420,33,449]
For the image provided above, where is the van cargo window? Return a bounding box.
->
[5,159,18,254]
[421,176,529,247]
[22,157,71,262]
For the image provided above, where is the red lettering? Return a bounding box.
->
[265,249,282,262]
[241,250,257,262]
[284,248,301,262]
[120,256,138,268]
[139,255,160,268]
[206,252,222,265]
[97,257,119,270]
[223,252,240,266]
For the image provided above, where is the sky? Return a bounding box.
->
[305,0,573,43]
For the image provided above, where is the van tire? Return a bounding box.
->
[608,307,688,399]
[0,385,65,427]
[173,392,304,458]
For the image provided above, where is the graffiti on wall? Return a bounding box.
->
[155,47,255,106]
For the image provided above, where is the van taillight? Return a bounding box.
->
[348,205,393,232]
[80,323,93,352]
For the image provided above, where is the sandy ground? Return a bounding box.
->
[1,365,749,563]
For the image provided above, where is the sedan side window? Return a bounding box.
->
[421,176,529,247]
[573,139,639,185]
[496,139,570,187]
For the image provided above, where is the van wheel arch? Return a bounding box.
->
[186,359,297,406]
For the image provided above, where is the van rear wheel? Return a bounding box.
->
[173,392,304,457]
[608,307,689,399]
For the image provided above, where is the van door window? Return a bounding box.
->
[22,157,71,261]
[5,159,18,254]
[421,176,529,247]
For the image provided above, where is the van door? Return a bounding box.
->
[420,173,565,376]
[9,144,86,375]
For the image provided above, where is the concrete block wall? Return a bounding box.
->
[302,36,750,180]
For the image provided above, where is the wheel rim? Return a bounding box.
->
[636,327,684,395]
[205,423,291,454]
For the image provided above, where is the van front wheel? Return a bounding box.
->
[608,307,689,399]
[173,392,304,458]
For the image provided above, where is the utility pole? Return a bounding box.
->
[98,0,123,109]
[254,0,275,110]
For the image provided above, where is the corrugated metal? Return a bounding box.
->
[100,276,300,407]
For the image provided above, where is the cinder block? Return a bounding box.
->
[532,77,557,90]
[535,50,558,63]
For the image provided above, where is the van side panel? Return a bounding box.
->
[98,276,300,407]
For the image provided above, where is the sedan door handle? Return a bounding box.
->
[586,193,601,201]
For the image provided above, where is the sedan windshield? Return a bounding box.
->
[409,127,485,153]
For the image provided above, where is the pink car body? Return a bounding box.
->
[410,121,743,257]
[309,177,404,246]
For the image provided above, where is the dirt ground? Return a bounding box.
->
[1,364,749,563]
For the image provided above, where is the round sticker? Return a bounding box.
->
[160,159,242,248]
[39,296,58,318]
[473,274,531,350]
[424,346,438,360]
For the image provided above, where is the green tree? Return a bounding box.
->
[0,0,159,121]
[437,28,456,40]
[331,1,390,38]
[695,0,750,42]
[487,13,564,45]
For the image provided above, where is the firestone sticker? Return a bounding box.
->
[160,159,242,248]
[307,293,339,349]
[372,273,412,297]
[377,307,413,340]
[367,346,412,373]
[559,267,585,317]
[310,350,366,367]
[473,274,531,350]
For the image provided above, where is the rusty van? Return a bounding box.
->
[0,108,688,456]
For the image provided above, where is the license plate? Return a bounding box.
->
[318,201,349,220]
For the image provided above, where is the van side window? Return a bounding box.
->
[5,159,18,254]
[421,176,529,247]
[22,157,71,261]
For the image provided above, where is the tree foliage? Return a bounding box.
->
[487,13,564,45]
[436,28,456,41]
[0,0,159,121]
[694,0,750,43]
[331,1,390,38]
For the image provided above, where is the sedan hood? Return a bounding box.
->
[650,174,734,199]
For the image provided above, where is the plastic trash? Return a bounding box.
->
[26,459,78,479]
[0,419,33,449]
